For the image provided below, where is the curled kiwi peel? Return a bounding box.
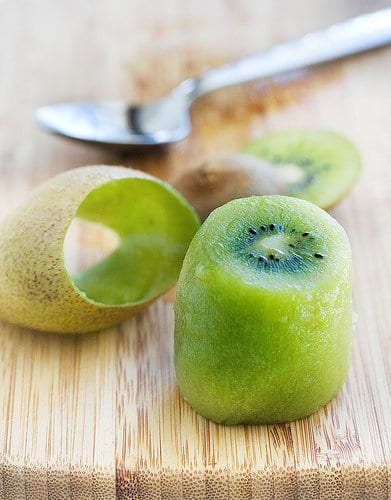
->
[174,129,361,220]
[0,165,200,333]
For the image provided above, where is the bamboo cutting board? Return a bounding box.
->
[0,1,390,498]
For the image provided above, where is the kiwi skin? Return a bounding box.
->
[174,196,353,425]
[0,165,200,334]
[173,154,287,221]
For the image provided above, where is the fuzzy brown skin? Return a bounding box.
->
[0,166,191,334]
[173,154,288,220]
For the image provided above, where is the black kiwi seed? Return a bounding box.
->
[303,175,315,188]
[301,157,312,166]
[242,223,324,273]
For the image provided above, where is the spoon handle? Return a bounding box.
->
[192,8,391,99]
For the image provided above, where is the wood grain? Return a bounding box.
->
[0,0,390,498]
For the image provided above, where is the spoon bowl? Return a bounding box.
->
[35,81,195,147]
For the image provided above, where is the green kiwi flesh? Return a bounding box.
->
[174,196,352,424]
[73,178,200,306]
[242,129,361,208]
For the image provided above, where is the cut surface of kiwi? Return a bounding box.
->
[242,129,361,209]
[174,195,353,425]
[0,166,200,333]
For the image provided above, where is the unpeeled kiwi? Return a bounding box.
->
[174,129,361,220]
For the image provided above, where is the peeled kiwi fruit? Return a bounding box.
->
[174,195,353,425]
[174,129,361,220]
[0,165,200,333]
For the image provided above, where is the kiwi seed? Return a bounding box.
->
[241,221,326,273]
[301,157,312,166]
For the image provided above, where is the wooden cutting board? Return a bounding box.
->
[0,1,390,498]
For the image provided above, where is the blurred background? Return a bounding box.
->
[1,0,390,210]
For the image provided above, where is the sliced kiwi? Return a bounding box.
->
[174,196,352,424]
[242,129,361,209]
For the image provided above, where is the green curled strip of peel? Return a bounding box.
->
[0,165,200,333]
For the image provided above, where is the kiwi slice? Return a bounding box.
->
[242,129,361,209]
[174,196,352,425]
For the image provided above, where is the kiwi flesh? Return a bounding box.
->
[174,195,352,425]
[242,129,361,209]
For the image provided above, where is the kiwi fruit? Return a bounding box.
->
[174,129,360,220]
[173,153,288,220]
[174,195,352,425]
[0,165,200,333]
[242,129,361,209]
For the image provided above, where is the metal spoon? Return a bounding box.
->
[35,8,391,148]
